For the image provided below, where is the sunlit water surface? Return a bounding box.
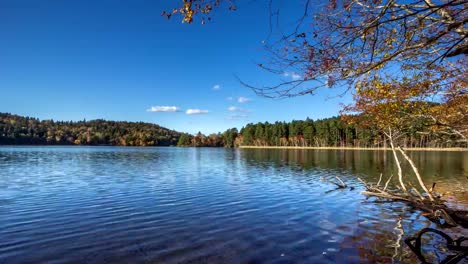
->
[0,147,466,263]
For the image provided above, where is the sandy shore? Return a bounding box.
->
[239,146,468,151]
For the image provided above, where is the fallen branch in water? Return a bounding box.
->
[376,173,383,186]
[321,175,356,193]
[397,146,434,201]
[360,180,464,227]
[335,176,347,188]
[321,176,347,189]
[358,141,468,228]
[383,174,393,191]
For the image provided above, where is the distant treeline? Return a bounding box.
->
[223,117,465,148]
[179,117,464,148]
[0,113,182,146]
[1,113,464,148]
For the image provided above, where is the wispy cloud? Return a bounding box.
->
[237,97,251,103]
[226,114,249,121]
[227,106,251,121]
[228,106,250,112]
[283,72,302,81]
[186,109,209,115]
[147,106,180,112]
[212,84,221,91]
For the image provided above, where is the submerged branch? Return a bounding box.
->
[321,176,348,189]
[384,129,407,192]
[397,146,435,201]
[383,174,393,191]
[359,176,465,228]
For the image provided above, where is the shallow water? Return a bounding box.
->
[0,147,466,263]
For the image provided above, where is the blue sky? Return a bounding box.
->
[0,0,351,134]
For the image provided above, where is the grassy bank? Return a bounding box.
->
[239,146,468,151]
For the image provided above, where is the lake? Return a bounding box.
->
[0,147,466,263]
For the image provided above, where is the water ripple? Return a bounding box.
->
[0,147,466,263]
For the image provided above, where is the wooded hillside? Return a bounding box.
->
[0,113,183,146]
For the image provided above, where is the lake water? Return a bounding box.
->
[0,147,466,263]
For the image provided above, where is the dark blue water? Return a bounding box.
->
[0,147,466,263]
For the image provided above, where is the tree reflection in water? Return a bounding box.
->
[337,205,466,263]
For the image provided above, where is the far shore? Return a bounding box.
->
[239,146,468,151]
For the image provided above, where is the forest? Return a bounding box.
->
[218,117,466,149]
[2,112,464,148]
[0,113,183,146]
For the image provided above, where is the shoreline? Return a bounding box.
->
[1,145,466,151]
[239,146,468,151]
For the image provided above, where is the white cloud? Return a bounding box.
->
[212,84,221,90]
[283,72,302,81]
[186,109,209,115]
[237,97,251,103]
[147,106,180,112]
